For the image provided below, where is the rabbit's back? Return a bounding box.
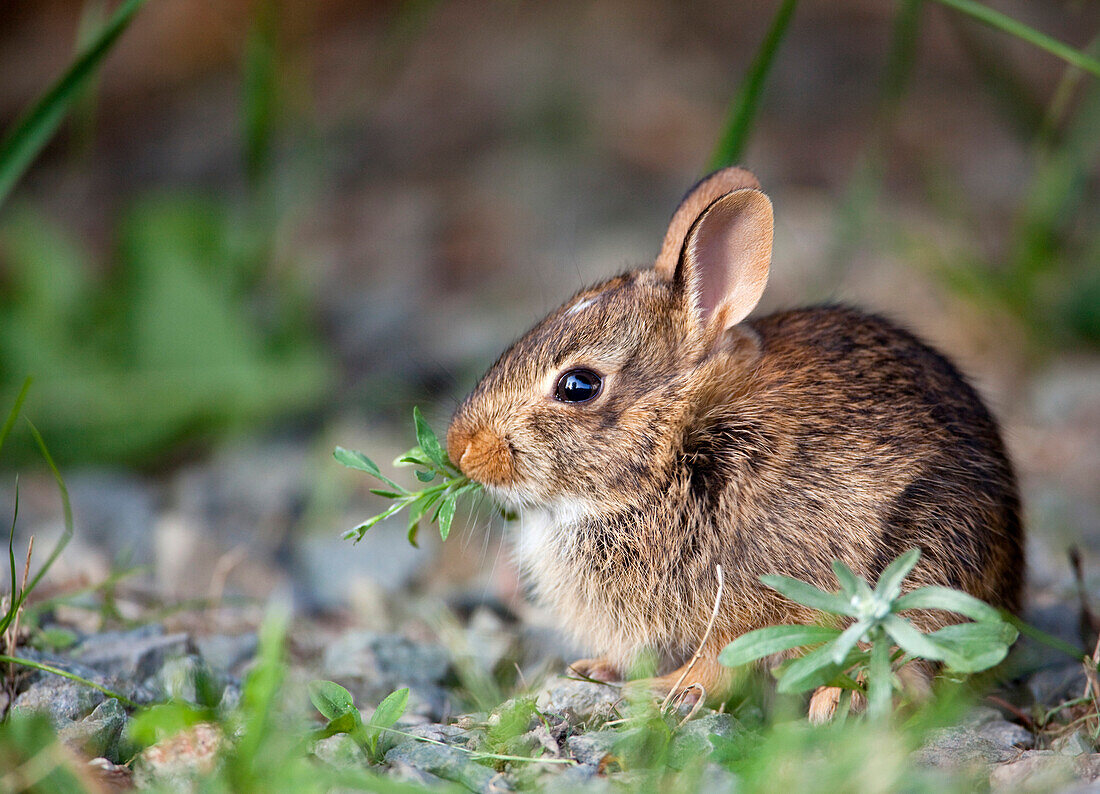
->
[709,305,1023,614]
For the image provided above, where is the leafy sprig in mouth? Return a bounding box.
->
[335,408,481,546]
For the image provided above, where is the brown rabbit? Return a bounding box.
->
[446,168,1023,718]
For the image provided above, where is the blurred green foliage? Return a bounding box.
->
[0,198,333,465]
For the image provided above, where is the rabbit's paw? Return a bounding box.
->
[568,657,621,683]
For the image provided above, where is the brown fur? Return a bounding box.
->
[446,169,1024,711]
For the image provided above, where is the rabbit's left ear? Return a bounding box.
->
[656,168,773,331]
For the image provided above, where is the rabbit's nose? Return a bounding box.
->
[446,420,514,486]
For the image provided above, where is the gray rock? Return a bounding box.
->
[915,727,1016,768]
[322,632,451,720]
[536,677,621,725]
[1028,663,1089,707]
[1055,731,1097,757]
[313,733,369,769]
[12,679,105,727]
[385,740,508,792]
[76,626,192,681]
[194,633,258,675]
[990,751,1075,790]
[58,698,127,761]
[566,730,618,767]
[541,764,609,793]
[964,707,1034,751]
[670,713,740,768]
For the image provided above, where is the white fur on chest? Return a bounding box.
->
[510,499,649,665]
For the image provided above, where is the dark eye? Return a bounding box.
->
[555,369,603,403]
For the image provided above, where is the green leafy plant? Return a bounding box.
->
[310,680,409,763]
[718,549,1018,720]
[335,407,483,546]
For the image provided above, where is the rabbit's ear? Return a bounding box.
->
[657,180,773,331]
[655,169,772,331]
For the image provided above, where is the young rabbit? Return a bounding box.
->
[446,167,1023,718]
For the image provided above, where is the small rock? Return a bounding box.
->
[58,698,127,761]
[132,722,222,788]
[77,627,192,681]
[990,751,1074,790]
[915,727,1016,768]
[12,679,105,727]
[193,633,258,675]
[313,733,369,769]
[1055,731,1098,757]
[670,713,740,767]
[541,764,608,793]
[385,741,507,793]
[566,730,618,767]
[1028,663,1088,707]
[536,677,621,725]
[976,720,1034,752]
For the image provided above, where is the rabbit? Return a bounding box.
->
[445,167,1023,719]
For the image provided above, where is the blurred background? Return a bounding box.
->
[0,0,1097,638]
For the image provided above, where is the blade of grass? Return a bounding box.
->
[931,0,1100,78]
[0,420,75,633]
[707,0,799,170]
[0,654,135,707]
[0,378,32,457]
[0,0,149,207]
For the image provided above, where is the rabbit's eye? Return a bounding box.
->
[555,369,602,403]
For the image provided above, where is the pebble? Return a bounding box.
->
[385,740,509,793]
[535,677,622,725]
[58,698,127,761]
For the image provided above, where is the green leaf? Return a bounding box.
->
[928,622,1018,673]
[318,711,361,739]
[892,585,1002,623]
[309,680,359,722]
[830,559,865,599]
[775,643,860,694]
[881,614,950,663]
[708,0,799,169]
[407,521,420,548]
[872,548,921,601]
[334,446,403,492]
[866,632,894,721]
[760,574,855,617]
[829,620,870,664]
[437,495,457,541]
[127,701,208,747]
[369,688,409,730]
[415,469,436,483]
[0,0,149,208]
[413,407,448,468]
[718,624,841,668]
[369,489,403,499]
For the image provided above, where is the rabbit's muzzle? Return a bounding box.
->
[447,420,516,487]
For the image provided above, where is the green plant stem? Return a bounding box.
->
[0,0,149,207]
[0,654,135,707]
[708,0,799,170]
[930,0,1100,78]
